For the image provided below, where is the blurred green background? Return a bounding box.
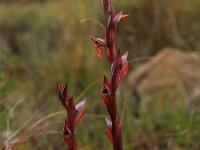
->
[0,0,200,149]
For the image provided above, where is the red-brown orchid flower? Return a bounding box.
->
[111,51,128,91]
[100,76,113,117]
[89,36,107,58]
[106,118,122,149]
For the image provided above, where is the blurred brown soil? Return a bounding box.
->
[128,47,200,95]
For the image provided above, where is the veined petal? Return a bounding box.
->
[113,11,122,24]
[76,99,85,112]
[113,11,129,24]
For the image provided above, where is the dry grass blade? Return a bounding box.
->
[80,18,106,31]
[7,103,48,141]
[28,111,65,131]
[75,76,101,101]
[9,123,50,149]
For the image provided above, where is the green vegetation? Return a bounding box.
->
[0,0,200,149]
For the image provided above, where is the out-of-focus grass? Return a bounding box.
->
[0,0,200,149]
[117,0,200,59]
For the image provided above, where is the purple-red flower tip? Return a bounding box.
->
[56,82,71,109]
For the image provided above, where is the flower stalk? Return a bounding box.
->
[90,0,129,149]
[57,83,85,150]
